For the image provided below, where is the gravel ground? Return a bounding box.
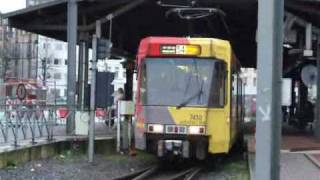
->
[198,153,250,180]
[0,150,157,180]
[0,148,249,180]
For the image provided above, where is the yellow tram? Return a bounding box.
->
[134,37,244,160]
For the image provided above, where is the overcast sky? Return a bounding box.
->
[0,0,26,13]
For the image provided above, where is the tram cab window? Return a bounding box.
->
[140,58,227,108]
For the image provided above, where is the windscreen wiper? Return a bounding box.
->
[177,80,204,109]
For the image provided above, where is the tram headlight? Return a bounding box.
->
[188,126,206,135]
[147,124,164,133]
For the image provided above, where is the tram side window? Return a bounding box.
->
[209,62,227,108]
[140,63,147,103]
[219,63,227,106]
[238,78,243,121]
[232,71,238,120]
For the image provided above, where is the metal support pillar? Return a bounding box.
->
[66,0,78,135]
[77,41,85,109]
[84,42,89,109]
[256,0,284,180]
[27,33,32,79]
[315,36,320,138]
[88,20,101,163]
[298,80,308,115]
[122,61,134,151]
[122,115,129,151]
[14,30,19,79]
[289,79,295,119]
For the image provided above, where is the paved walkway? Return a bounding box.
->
[247,133,320,180]
[249,152,320,180]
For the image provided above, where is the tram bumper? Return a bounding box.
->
[157,140,190,158]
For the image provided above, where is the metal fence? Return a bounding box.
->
[0,81,62,146]
[0,79,118,146]
[0,104,56,146]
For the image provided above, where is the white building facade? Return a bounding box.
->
[241,68,257,95]
[97,58,138,103]
[25,0,68,104]
[37,36,68,103]
[240,68,257,122]
[97,59,127,92]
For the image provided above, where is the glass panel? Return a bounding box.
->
[141,58,226,107]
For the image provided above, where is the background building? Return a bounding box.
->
[25,0,68,104]
[26,0,55,7]
[0,15,5,82]
[0,0,131,106]
[37,36,68,103]
[240,68,257,122]
[0,16,38,81]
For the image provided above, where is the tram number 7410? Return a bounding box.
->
[190,114,203,121]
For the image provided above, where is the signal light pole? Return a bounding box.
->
[88,20,113,163]
[88,20,101,163]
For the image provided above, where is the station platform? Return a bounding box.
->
[0,122,115,155]
[0,122,116,168]
[247,134,320,180]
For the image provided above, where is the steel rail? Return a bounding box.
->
[166,167,202,180]
[112,165,157,180]
[132,165,160,180]
[184,167,202,180]
[112,164,202,180]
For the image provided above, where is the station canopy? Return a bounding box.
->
[3,0,320,67]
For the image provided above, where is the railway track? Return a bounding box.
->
[113,164,202,180]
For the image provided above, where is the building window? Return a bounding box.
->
[46,58,52,64]
[253,77,257,87]
[123,72,126,78]
[47,73,52,79]
[54,73,62,80]
[56,44,62,50]
[65,59,68,65]
[243,77,247,86]
[54,58,60,65]
[52,89,60,97]
[43,43,50,49]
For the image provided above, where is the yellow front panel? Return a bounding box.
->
[168,107,207,126]
[187,37,233,154]
[168,107,231,154]
[188,38,231,63]
[207,109,230,153]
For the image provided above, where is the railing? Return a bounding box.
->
[0,104,58,146]
[0,80,62,147]
[0,80,117,147]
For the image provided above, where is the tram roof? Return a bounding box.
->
[3,0,320,67]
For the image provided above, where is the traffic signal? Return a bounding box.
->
[96,38,112,60]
